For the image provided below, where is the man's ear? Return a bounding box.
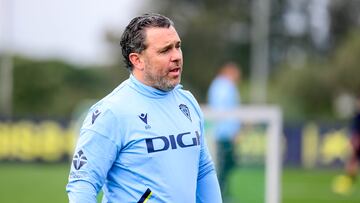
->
[129,53,144,71]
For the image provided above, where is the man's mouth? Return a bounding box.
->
[169,67,181,75]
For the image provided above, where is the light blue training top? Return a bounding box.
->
[208,76,241,141]
[66,74,222,203]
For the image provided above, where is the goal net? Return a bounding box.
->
[201,105,283,203]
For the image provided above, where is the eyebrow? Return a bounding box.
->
[158,41,181,51]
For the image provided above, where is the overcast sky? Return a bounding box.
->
[0,0,155,65]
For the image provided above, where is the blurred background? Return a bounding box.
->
[0,0,360,202]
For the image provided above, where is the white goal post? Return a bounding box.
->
[201,105,283,203]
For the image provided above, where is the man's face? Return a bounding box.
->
[139,26,183,91]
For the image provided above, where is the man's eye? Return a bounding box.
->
[161,48,169,53]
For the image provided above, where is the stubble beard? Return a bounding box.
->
[144,71,181,92]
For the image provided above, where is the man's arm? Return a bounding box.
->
[66,109,119,203]
[67,180,98,203]
[196,169,222,203]
[66,130,118,203]
[196,117,222,203]
[181,90,222,202]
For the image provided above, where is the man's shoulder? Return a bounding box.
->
[175,87,198,103]
[89,80,138,115]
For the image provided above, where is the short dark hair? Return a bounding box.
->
[120,13,174,71]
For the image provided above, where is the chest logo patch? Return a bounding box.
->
[179,104,192,122]
[139,113,148,124]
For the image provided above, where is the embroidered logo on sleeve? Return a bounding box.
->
[73,150,88,170]
[92,110,101,124]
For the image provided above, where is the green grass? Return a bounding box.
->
[0,163,359,203]
[0,163,69,203]
[228,167,360,203]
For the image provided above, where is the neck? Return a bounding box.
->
[132,69,149,86]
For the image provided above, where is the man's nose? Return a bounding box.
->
[171,49,182,61]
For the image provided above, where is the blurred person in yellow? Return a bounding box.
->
[333,95,360,195]
[207,62,241,198]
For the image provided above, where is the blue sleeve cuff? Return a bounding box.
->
[67,180,98,203]
[196,169,222,203]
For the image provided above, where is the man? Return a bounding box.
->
[333,95,360,195]
[66,13,222,203]
[346,96,360,180]
[207,62,241,197]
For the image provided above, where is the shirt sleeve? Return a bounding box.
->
[196,169,222,203]
[196,113,222,203]
[66,108,120,203]
[208,78,238,110]
[179,89,222,202]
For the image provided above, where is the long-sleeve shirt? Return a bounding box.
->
[208,76,240,141]
[66,74,222,203]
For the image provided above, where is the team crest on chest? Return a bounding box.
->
[179,104,192,122]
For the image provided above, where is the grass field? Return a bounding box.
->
[0,163,359,203]
[228,167,360,203]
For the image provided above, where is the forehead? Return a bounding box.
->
[144,26,180,48]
